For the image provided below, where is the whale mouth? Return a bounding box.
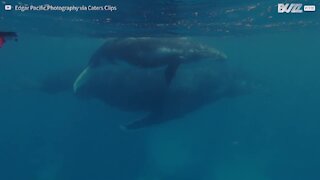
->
[73,66,91,93]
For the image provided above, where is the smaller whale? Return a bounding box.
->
[0,32,18,48]
[75,37,227,88]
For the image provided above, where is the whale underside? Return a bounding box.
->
[74,59,251,130]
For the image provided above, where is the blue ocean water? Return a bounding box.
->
[1,0,320,180]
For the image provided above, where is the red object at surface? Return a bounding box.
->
[0,36,5,48]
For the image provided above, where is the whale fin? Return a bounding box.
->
[122,112,167,130]
[165,62,180,85]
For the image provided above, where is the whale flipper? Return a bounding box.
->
[165,62,180,84]
[122,112,167,130]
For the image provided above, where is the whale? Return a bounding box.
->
[74,37,227,87]
[73,58,251,130]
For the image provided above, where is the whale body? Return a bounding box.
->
[74,58,251,130]
[75,38,227,85]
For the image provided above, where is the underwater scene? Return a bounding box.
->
[1,0,320,180]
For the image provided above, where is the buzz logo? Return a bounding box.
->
[278,3,303,13]
[278,3,316,13]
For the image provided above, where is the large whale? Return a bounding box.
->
[74,38,227,87]
[73,58,252,130]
